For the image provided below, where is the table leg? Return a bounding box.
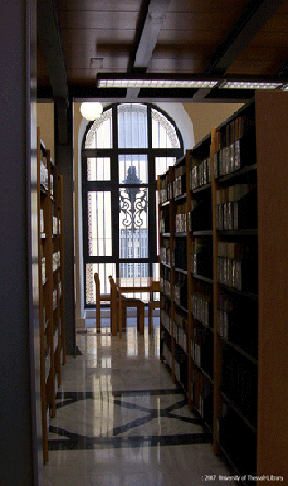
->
[119,291,122,339]
[111,287,117,336]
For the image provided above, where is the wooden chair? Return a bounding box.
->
[108,276,144,335]
[94,272,111,330]
[148,280,161,336]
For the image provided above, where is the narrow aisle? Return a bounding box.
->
[43,321,235,486]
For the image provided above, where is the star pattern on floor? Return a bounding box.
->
[48,390,212,451]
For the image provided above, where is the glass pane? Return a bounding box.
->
[87,157,111,181]
[118,103,148,148]
[155,156,176,178]
[119,155,148,184]
[85,108,112,148]
[86,263,116,304]
[119,187,148,258]
[152,108,181,149]
[88,191,112,256]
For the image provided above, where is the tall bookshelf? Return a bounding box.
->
[158,91,288,482]
[37,128,65,463]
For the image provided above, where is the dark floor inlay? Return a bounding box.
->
[48,431,212,451]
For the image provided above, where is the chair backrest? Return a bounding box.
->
[94,272,100,301]
[151,280,160,293]
[108,275,117,298]
[94,272,100,290]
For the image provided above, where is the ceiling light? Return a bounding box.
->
[222,80,283,90]
[98,79,218,89]
[80,102,103,121]
[97,73,218,89]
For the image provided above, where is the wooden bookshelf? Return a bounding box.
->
[158,91,288,481]
[37,128,65,463]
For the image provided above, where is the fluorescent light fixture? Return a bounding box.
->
[222,80,282,90]
[96,73,288,91]
[97,73,218,89]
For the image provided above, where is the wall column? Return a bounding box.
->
[0,0,41,484]
[54,98,76,355]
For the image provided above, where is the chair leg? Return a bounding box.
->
[96,304,100,331]
[148,303,152,336]
[139,303,144,335]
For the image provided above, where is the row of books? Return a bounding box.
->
[160,309,172,335]
[159,214,170,234]
[162,342,172,370]
[215,113,255,151]
[173,317,188,354]
[217,257,242,290]
[217,242,244,260]
[214,133,256,179]
[160,246,171,266]
[217,189,257,231]
[160,278,171,297]
[52,251,61,273]
[53,216,61,235]
[190,157,211,190]
[174,278,187,309]
[191,292,212,328]
[216,183,252,204]
[175,203,187,233]
[175,173,186,198]
[222,347,258,426]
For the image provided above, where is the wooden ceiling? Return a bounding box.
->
[37,0,288,103]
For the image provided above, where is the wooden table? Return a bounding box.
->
[115,277,159,339]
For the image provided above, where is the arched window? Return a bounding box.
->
[82,103,183,306]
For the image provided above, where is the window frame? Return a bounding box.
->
[82,102,183,307]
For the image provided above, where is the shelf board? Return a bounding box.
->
[175,155,186,167]
[161,262,171,269]
[193,230,213,236]
[175,232,187,237]
[216,163,257,184]
[192,183,211,194]
[194,317,214,332]
[219,283,258,301]
[219,334,258,365]
[175,193,186,202]
[175,267,187,275]
[217,229,258,236]
[175,303,188,313]
[193,274,214,284]
[161,232,171,238]
[221,391,257,434]
[193,362,214,384]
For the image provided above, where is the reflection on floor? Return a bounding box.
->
[43,319,235,486]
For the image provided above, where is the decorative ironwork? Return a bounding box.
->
[119,166,147,232]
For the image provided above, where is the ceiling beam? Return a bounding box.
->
[204,0,284,76]
[37,0,68,106]
[127,0,170,98]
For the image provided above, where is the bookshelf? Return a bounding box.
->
[158,91,288,481]
[37,128,65,463]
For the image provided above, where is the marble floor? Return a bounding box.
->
[43,319,236,486]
